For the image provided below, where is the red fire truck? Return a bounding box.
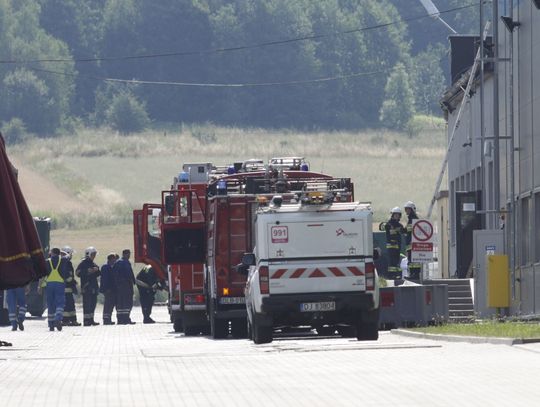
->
[133,158,357,339]
[134,163,211,335]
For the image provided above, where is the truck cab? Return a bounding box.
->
[242,193,379,344]
[133,163,209,335]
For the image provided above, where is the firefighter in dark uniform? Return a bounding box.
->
[100,253,118,325]
[114,249,136,325]
[136,265,163,324]
[385,207,404,280]
[62,246,81,326]
[404,201,422,280]
[76,246,101,326]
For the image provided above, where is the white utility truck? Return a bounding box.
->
[239,190,379,344]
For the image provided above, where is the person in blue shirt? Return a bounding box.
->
[114,249,136,325]
[100,253,118,325]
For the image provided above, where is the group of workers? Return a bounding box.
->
[6,246,164,332]
[384,201,422,281]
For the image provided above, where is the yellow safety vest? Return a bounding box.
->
[47,258,64,283]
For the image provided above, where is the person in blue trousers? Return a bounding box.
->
[114,249,136,325]
[6,286,27,331]
[43,248,71,331]
[100,253,118,325]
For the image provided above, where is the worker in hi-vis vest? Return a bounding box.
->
[42,247,72,331]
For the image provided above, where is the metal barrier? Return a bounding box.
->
[379,284,448,328]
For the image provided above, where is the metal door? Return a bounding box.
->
[456,191,483,278]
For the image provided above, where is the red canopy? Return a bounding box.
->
[0,133,47,289]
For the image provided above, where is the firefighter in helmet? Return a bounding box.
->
[385,207,404,280]
[76,246,101,326]
[62,246,81,326]
[404,201,422,280]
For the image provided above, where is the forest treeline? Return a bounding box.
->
[0,0,478,137]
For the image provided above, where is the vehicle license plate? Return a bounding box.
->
[299,301,336,312]
[219,297,246,305]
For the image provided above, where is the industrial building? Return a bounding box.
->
[440,1,540,315]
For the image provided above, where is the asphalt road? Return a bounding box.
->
[1,306,540,406]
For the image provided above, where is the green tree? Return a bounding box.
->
[0,0,75,135]
[39,0,106,116]
[1,68,60,134]
[412,44,446,114]
[1,117,28,144]
[379,63,415,130]
[105,90,150,134]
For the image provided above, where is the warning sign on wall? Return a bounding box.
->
[411,219,434,263]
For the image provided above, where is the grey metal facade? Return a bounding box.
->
[442,2,540,314]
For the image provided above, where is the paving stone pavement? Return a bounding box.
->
[1,306,540,407]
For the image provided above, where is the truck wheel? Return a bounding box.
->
[173,318,183,333]
[231,318,248,339]
[247,318,253,340]
[211,314,229,339]
[252,317,272,344]
[356,322,379,341]
[184,324,199,336]
[337,325,356,338]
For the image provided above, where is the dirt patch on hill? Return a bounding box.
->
[10,157,86,213]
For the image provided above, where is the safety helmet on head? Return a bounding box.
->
[62,246,74,259]
[390,206,402,215]
[84,246,97,257]
[62,246,73,255]
[404,201,416,211]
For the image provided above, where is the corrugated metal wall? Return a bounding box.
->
[445,2,540,314]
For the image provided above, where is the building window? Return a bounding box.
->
[521,197,530,265]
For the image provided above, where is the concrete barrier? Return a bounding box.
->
[379,284,448,328]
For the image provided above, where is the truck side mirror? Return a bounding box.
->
[235,253,255,275]
[241,253,256,266]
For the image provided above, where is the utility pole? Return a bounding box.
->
[493,0,500,227]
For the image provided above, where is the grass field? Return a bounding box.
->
[50,224,136,270]
[8,118,446,258]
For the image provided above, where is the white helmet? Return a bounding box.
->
[404,201,416,211]
[62,246,74,259]
[84,246,97,257]
[390,206,402,214]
